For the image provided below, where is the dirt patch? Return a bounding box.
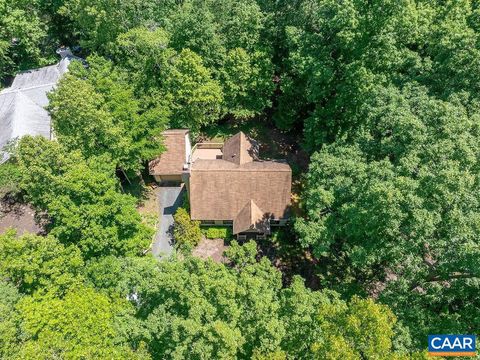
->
[192,238,227,263]
[0,199,46,236]
[201,119,310,178]
[136,183,160,241]
[258,127,309,175]
[137,183,159,216]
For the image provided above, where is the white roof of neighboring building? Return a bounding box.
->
[0,54,76,163]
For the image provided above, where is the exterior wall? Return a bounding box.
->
[200,220,233,226]
[199,219,288,227]
[236,232,266,241]
[154,174,182,183]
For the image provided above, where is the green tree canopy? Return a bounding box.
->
[296,84,480,344]
[0,230,83,295]
[162,0,274,119]
[15,286,148,359]
[0,280,22,358]
[0,0,52,80]
[58,0,176,51]
[82,242,412,359]
[276,0,480,149]
[49,56,168,173]
[15,136,153,258]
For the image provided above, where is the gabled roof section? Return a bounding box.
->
[0,55,78,163]
[233,200,271,235]
[189,131,291,223]
[9,62,66,90]
[222,131,259,165]
[189,163,291,222]
[149,129,189,175]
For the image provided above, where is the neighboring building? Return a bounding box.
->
[149,131,292,239]
[0,48,79,163]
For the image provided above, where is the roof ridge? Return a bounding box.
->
[14,62,59,75]
[249,199,256,224]
[0,92,16,116]
[1,83,57,94]
[14,91,45,112]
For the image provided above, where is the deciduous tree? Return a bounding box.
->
[49,56,168,173]
[15,137,153,258]
[296,84,480,345]
[16,286,148,359]
[0,230,83,295]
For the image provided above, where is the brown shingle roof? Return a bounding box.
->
[149,129,188,175]
[191,159,291,172]
[233,200,271,234]
[189,158,291,222]
[222,131,259,164]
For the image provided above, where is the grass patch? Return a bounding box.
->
[141,212,157,231]
[202,226,233,241]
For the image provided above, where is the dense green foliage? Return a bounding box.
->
[274,0,480,147]
[296,84,480,343]
[82,241,417,359]
[0,230,83,294]
[288,0,480,346]
[49,56,168,173]
[15,137,153,258]
[12,286,147,359]
[62,0,274,121]
[0,0,52,80]
[1,0,479,356]
[0,162,20,197]
[0,233,419,359]
[173,207,202,253]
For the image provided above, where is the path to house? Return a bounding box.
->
[152,185,184,259]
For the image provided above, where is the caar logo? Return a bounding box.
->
[428,335,476,357]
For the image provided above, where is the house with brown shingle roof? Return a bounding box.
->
[149,130,291,239]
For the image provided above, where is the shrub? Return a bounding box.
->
[173,207,201,253]
[203,226,232,240]
[0,163,21,198]
[181,191,190,212]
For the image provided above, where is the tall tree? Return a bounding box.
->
[15,286,149,359]
[49,56,168,173]
[114,28,223,132]
[82,242,415,359]
[0,281,22,359]
[15,136,153,258]
[0,230,83,295]
[0,0,52,80]
[296,84,480,345]
[164,0,275,119]
[58,0,176,51]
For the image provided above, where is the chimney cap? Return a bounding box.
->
[56,46,74,59]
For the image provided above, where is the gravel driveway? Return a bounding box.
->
[152,186,184,258]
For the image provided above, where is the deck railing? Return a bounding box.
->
[195,142,223,149]
[189,142,224,163]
